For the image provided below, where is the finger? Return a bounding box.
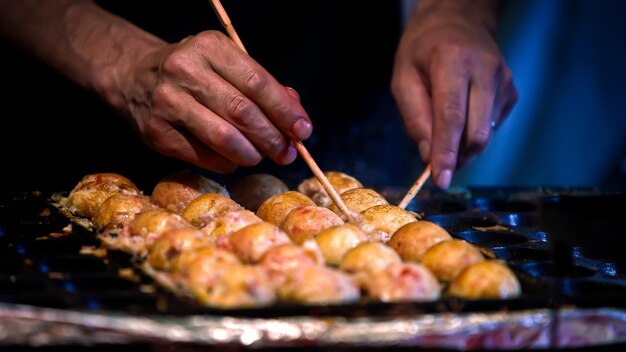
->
[144,123,238,174]
[457,66,501,168]
[430,60,470,189]
[285,86,300,102]
[391,66,434,163]
[197,32,313,141]
[151,84,265,167]
[161,53,296,165]
[492,68,518,128]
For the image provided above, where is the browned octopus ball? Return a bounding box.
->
[387,221,453,262]
[147,228,208,271]
[259,243,321,286]
[150,170,229,214]
[297,171,363,207]
[66,173,140,218]
[278,265,360,305]
[182,193,241,227]
[170,246,234,275]
[228,173,289,212]
[315,224,369,266]
[359,204,418,242]
[448,261,522,300]
[194,264,276,309]
[129,208,191,244]
[356,262,441,302]
[280,205,344,244]
[218,221,292,263]
[256,191,316,227]
[328,188,389,218]
[339,242,402,274]
[206,209,262,239]
[92,194,157,230]
[172,242,275,309]
[421,239,485,282]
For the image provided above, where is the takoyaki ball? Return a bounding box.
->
[228,173,289,212]
[171,246,237,275]
[220,222,292,263]
[328,188,388,219]
[357,262,441,302]
[182,193,241,227]
[315,224,368,266]
[92,194,157,230]
[297,171,363,207]
[339,242,402,274]
[151,170,229,214]
[256,191,315,226]
[448,261,522,300]
[66,173,140,218]
[278,265,360,305]
[207,209,262,239]
[196,265,276,309]
[129,208,191,245]
[387,221,453,262]
[359,205,418,242]
[421,239,485,282]
[259,243,322,286]
[280,206,344,244]
[147,228,208,271]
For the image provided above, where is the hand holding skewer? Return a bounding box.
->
[208,0,357,224]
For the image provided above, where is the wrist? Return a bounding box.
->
[414,0,501,34]
[65,3,166,115]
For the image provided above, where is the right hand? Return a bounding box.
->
[115,30,312,173]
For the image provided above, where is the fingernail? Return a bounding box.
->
[286,87,300,101]
[291,118,312,140]
[280,144,297,164]
[437,169,452,189]
[418,140,430,162]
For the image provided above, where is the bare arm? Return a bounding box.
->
[392,0,518,188]
[0,0,312,173]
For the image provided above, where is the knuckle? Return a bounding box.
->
[468,128,491,152]
[439,43,472,65]
[225,94,256,126]
[241,69,268,92]
[160,52,191,77]
[441,97,466,126]
[152,84,178,109]
[194,30,225,50]
[267,133,286,156]
[211,123,236,147]
[481,52,503,71]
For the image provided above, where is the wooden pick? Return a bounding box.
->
[208,0,357,223]
[398,163,431,210]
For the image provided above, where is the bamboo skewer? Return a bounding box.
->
[208,0,357,224]
[398,163,431,210]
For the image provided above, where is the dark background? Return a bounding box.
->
[1,0,625,193]
[0,0,410,193]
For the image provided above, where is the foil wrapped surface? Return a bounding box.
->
[1,303,626,349]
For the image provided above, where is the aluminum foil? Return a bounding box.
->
[1,303,626,349]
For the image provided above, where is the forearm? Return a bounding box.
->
[0,0,166,113]
[414,0,501,34]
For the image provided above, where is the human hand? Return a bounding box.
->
[116,30,311,173]
[391,0,518,189]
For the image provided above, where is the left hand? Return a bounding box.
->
[391,0,518,189]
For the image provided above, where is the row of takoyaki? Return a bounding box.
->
[59,170,520,309]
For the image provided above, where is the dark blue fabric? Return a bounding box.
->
[455,0,626,187]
